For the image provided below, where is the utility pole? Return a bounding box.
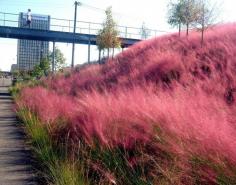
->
[71,1,80,68]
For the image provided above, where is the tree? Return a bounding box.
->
[183,0,200,36]
[49,47,66,71]
[168,0,185,36]
[97,30,106,63]
[111,32,121,59]
[39,57,50,76]
[32,64,43,79]
[12,70,20,78]
[168,0,200,36]
[31,58,50,79]
[96,6,121,60]
[140,22,150,39]
[195,0,218,46]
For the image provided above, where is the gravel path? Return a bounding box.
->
[0,78,37,185]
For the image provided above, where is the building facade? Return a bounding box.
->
[10,64,18,73]
[17,13,50,70]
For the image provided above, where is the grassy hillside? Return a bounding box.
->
[16,24,236,184]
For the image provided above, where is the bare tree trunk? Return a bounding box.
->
[201,3,205,47]
[186,0,190,37]
[112,47,114,59]
[98,49,101,64]
[186,22,189,37]
[107,48,110,58]
[178,22,181,37]
[201,25,204,47]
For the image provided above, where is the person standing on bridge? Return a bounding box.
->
[26,9,32,28]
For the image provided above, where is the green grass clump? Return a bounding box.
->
[16,107,236,185]
[48,161,86,185]
[9,82,23,98]
[15,107,236,185]
[17,108,87,185]
[9,80,41,98]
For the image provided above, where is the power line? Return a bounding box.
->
[77,2,170,32]
[78,2,146,23]
[80,3,104,13]
[2,1,149,25]
[1,1,170,32]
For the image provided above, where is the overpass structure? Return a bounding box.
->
[0,26,140,47]
[0,12,167,40]
[0,11,169,69]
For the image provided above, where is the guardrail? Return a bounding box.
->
[0,11,169,39]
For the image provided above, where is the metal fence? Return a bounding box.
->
[0,11,169,39]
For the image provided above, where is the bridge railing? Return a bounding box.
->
[0,12,18,27]
[0,12,169,40]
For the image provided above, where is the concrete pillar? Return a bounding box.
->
[88,38,91,63]
[52,41,55,73]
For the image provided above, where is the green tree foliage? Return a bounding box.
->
[167,0,186,36]
[39,57,50,75]
[182,0,200,36]
[195,0,218,46]
[12,70,20,78]
[168,0,201,36]
[97,30,106,62]
[49,47,66,71]
[168,0,218,46]
[32,58,50,79]
[32,64,44,79]
[96,6,121,60]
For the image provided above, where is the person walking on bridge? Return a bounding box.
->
[26,9,32,28]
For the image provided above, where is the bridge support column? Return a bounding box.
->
[72,43,75,68]
[98,49,101,64]
[88,38,91,63]
[52,41,55,73]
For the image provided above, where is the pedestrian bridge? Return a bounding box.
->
[0,12,169,47]
[0,26,139,47]
[0,11,171,67]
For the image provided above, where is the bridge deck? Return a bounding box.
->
[0,26,141,47]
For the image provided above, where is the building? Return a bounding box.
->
[10,64,18,72]
[17,12,50,70]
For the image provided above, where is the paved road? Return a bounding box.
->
[0,78,37,185]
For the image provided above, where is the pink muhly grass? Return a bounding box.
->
[151,86,236,164]
[69,87,154,148]
[42,24,236,104]
[63,84,236,165]
[16,24,236,177]
[18,86,76,125]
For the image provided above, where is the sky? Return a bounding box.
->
[0,0,235,71]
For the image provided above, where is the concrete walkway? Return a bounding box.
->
[0,78,37,185]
